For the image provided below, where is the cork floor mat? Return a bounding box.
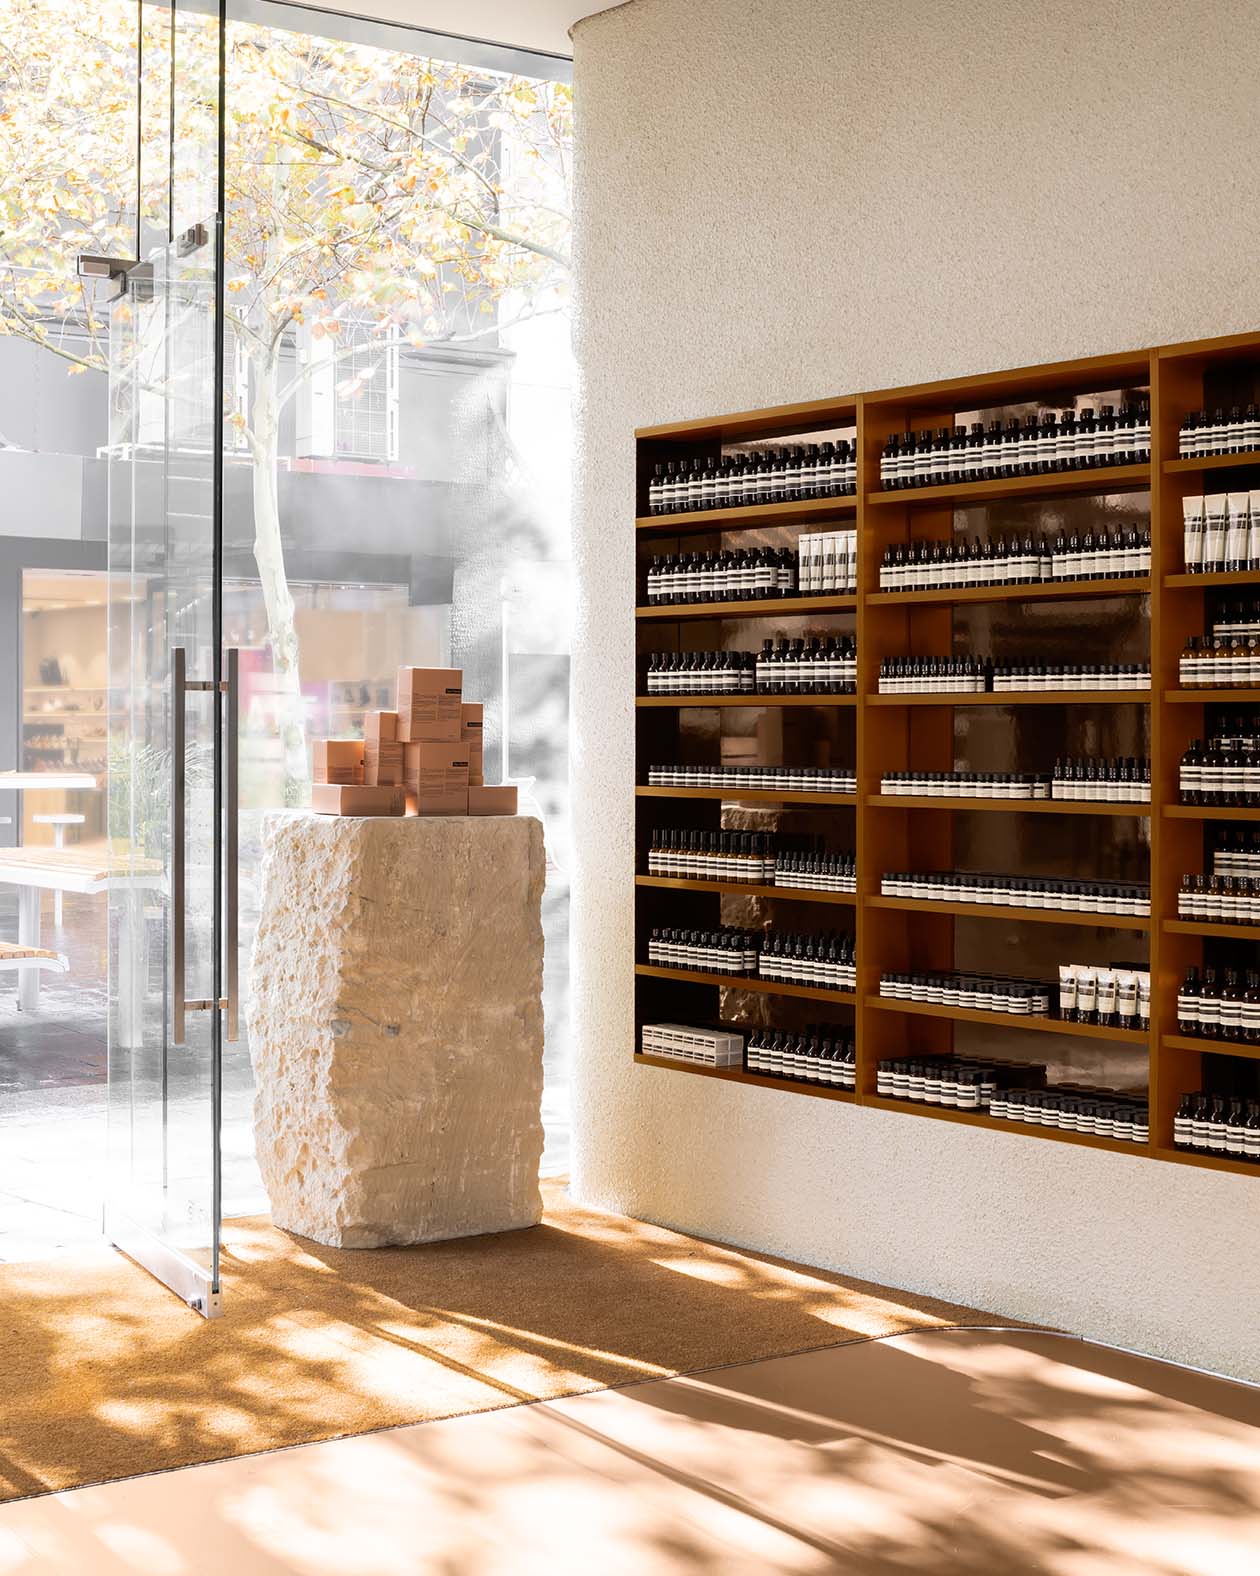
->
[0,1178,1017,1504]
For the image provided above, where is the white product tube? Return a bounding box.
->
[1182,494,1205,572]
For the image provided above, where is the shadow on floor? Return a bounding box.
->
[0,1179,1001,1506]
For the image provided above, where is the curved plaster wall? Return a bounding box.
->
[569,0,1260,1380]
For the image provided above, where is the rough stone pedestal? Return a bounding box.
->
[250,812,545,1248]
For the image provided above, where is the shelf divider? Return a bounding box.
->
[866,575,1149,607]
[636,786,856,805]
[865,794,1148,817]
[636,494,856,536]
[637,593,855,620]
[637,694,856,708]
[867,895,1150,931]
[636,874,856,906]
[866,690,1150,707]
[1162,449,1260,474]
[1162,1034,1260,1062]
[866,462,1149,509]
[1164,919,1260,941]
[633,1052,857,1102]
[866,994,1149,1045]
[634,963,856,1006]
[863,1093,1154,1160]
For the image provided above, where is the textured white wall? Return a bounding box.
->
[568,0,1260,1380]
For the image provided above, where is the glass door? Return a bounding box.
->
[103,0,233,1318]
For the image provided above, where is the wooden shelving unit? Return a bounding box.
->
[633,333,1260,1179]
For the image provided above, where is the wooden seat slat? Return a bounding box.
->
[0,941,63,963]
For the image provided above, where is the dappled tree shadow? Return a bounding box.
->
[3,1325,1258,1573]
[0,1179,1002,1507]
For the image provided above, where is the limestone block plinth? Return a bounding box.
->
[250,811,545,1248]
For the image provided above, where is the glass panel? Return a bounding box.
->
[105,0,226,1312]
[0,1,137,1263]
[106,233,222,1298]
[219,3,574,1199]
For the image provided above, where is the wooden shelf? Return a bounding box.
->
[1164,919,1260,941]
[867,690,1150,707]
[636,593,856,620]
[864,347,1152,408]
[1162,1033,1260,1061]
[862,1094,1154,1159]
[636,875,856,905]
[865,576,1149,607]
[865,463,1150,510]
[865,794,1148,816]
[633,1052,857,1103]
[636,495,856,536]
[635,964,856,1006]
[636,394,857,443]
[1164,570,1260,588]
[633,333,1260,1181]
[638,694,856,708]
[1164,805,1260,822]
[636,786,856,805]
[866,994,1148,1044]
[867,895,1150,931]
[1164,688,1260,703]
[1150,1146,1258,1177]
[1163,450,1260,474]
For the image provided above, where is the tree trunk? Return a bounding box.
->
[249,347,310,803]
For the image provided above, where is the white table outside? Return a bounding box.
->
[0,847,164,1049]
[0,772,99,792]
[0,771,100,853]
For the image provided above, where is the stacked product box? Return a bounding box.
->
[310,736,406,816]
[398,665,468,814]
[641,1023,744,1068]
[310,666,517,817]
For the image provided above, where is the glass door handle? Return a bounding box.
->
[171,647,188,1047]
[171,649,237,1046]
[224,648,239,1043]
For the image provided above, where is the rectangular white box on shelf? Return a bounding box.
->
[642,1023,744,1068]
[798,528,857,595]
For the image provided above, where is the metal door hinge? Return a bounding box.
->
[76,253,138,303]
[176,222,209,257]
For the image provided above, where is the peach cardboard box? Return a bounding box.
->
[311,783,406,816]
[467,784,517,816]
[403,740,470,814]
[397,667,462,743]
[313,740,365,785]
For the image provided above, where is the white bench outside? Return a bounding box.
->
[0,940,68,977]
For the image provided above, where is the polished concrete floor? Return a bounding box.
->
[0,1326,1256,1574]
[0,885,571,1262]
